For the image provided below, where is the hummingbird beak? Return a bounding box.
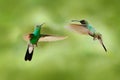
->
[40,23,45,26]
[71,20,80,22]
[36,23,45,28]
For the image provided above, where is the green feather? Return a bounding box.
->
[30,25,41,44]
[87,25,96,33]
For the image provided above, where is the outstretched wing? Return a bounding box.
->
[38,34,67,42]
[68,24,93,35]
[98,36,107,52]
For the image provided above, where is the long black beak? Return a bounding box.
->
[36,23,45,28]
[71,20,80,22]
[40,23,45,26]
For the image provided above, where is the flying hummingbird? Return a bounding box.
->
[68,20,107,52]
[24,23,67,61]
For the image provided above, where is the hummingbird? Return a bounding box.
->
[24,23,67,61]
[68,20,107,52]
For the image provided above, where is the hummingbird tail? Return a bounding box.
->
[25,44,34,61]
[98,39,107,52]
[101,42,107,52]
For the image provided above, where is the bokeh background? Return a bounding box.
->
[0,0,119,80]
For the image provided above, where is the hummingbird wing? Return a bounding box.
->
[97,36,107,52]
[38,34,67,42]
[68,24,93,35]
[25,44,34,61]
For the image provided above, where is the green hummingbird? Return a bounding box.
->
[68,20,107,52]
[24,23,67,61]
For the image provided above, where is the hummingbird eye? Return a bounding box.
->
[80,20,87,24]
[36,25,41,27]
[36,25,41,28]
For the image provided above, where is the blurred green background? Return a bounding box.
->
[0,0,119,80]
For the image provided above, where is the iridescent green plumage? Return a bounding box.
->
[24,24,43,61]
[30,25,41,44]
[87,25,96,33]
[24,23,67,61]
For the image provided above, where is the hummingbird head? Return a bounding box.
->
[36,25,41,28]
[36,23,45,29]
[80,20,88,24]
[33,23,45,35]
[72,19,88,25]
